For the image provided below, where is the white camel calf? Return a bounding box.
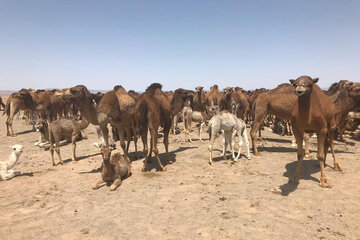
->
[0,144,23,180]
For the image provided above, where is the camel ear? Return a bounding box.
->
[312,78,319,84]
[289,79,295,85]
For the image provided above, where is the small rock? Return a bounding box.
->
[80,228,89,234]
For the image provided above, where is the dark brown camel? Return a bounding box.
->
[135,83,192,172]
[4,89,39,136]
[193,86,207,112]
[223,87,250,120]
[289,76,342,188]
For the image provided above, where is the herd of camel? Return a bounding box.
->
[1,75,360,189]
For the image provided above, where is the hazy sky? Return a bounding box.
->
[0,0,359,91]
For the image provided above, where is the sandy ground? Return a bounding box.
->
[0,97,359,240]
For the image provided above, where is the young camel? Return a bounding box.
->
[92,147,131,191]
[49,118,89,166]
[182,98,207,142]
[290,76,342,188]
[0,144,23,180]
[208,112,251,165]
[135,84,192,172]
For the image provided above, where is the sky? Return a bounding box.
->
[0,0,359,91]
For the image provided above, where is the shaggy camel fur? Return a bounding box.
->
[4,89,38,136]
[223,87,250,120]
[208,112,251,165]
[0,96,5,111]
[49,118,89,166]
[92,147,131,191]
[96,85,138,161]
[0,144,23,181]
[206,85,225,113]
[331,81,360,141]
[193,86,207,112]
[135,84,192,172]
[250,83,310,157]
[182,98,207,142]
[290,76,342,188]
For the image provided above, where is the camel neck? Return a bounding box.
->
[334,92,356,115]
[80,103,98,125]
[6,152,21,169]
[171,97,184,118]
[297,94,311,120]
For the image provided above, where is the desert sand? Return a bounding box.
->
[0,96,359,240]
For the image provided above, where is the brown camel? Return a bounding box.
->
[250,84,299,155]
[289,76,342,188]
[223,87,250,120]
[205,85,225,113]
[193,86,207,112]
[329,81,360,141]
[92,147,131,191]
[49,118,89,166]
[96,85,138,162]
[4,89,39,136]
[135,83,192,172]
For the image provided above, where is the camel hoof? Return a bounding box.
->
[319,181,332,188]
[247,157,252,160]
[141,167,148,172]
[209,161,215,166]
[334,164,343,171]
[160,167,167,172]
[233,158,239,162]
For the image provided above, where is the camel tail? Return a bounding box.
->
[137,101,149,134]
[3,99,10,116]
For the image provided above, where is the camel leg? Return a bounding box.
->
[208,129,217,165]
[55,142,64,165]
[71,133,77,162]
[150,127,166,171]
[110,178,122,191]
[100,124,109,147]
[141,130,149,172]
[291,128,304,185]
[199,122,204,141]
[92,177,105,190]
[234,131,242,160]
[7,102,19,137]
[317,129,331,188]
[304,133,311,159]
[250,109,266,155]
[125,127,132,158]
[163,122,172,164]
[118,127,130,162]
[222,131,226,158]
[327,129,342,171]
[132,123,139,160]
[244,128,251,160]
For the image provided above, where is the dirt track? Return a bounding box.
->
[0,97,359,240]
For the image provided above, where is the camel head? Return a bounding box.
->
[195,86,204,93]
[174,88,194,101]
[68,85,91,100]
[223,87,234,95]
[35,118,48,132]
[11,144,23,156]
[101,147,112,161]
[289,76,319,97]
[17,89,38,111]
[348,82,360,98]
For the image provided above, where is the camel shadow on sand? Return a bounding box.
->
[15,129,35,136]
[280,159,321,196]
[138,146,197,171]
[62,152,102,164]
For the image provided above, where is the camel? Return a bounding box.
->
[182,98,207,142]
[193,86,207,112]
[135,83,192,172]
[0,144,23,180]
[223,87,250,120]
[0,96,5,111]
[49,118,89,166]
[206,85,225,114]
[330,81,360,141]
[4,89,39,136]
[96,85,138,162]
[92,147,131,191]
[250,83,312,156]
[208,112,251,165]
[289,76,342,188]
[93,127,116,149]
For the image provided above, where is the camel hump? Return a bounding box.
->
[146,83,163,94]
